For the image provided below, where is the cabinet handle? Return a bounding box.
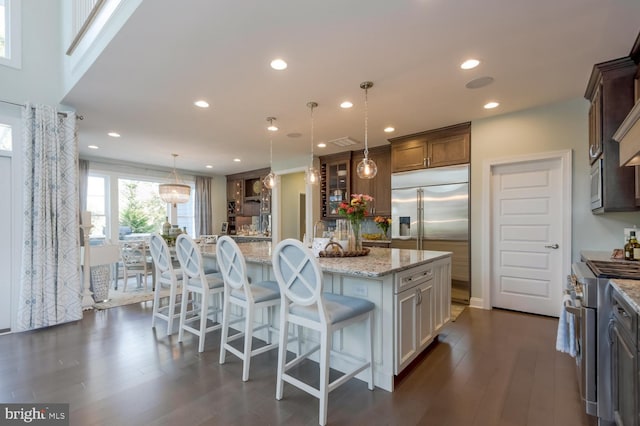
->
[423,158,427,167]
[415,289,420,306]
[427,157,431,167]
[589,145,597,159]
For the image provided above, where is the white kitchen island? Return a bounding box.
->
[201,242,452,392]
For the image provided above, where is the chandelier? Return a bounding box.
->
[263,117,278,189]
[356,81,378,179]
[305,101,320,185]
[159,154,191,207]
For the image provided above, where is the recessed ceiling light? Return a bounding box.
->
[317,143,327,148]
[340,101,353,109]
[270,58,287,70]
[88,145,99,149]
[384,127,395,133]
[484,101,500,109]
[205,165,213,169]
[460,59,480,70]
[194,100,210,108]
[233,158,241,162]
[107,132,120,138]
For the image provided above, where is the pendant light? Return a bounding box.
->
[158,153,191,207]
[356,81,378,179]
[305,101,320,185]
[263,117,278,189]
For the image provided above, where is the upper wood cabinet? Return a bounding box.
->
[584,57,638,213]
[389,122,470,173]
[351,145,391,217]
[320,152,352,219]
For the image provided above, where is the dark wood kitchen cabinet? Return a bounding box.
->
[320,152,352,219]
[585,57,638,213]
[389,122,470,173]
[351,145,391,217]
[610,287,638,426]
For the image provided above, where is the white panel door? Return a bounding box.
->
[0,156,11,331]
[491,158,563,317]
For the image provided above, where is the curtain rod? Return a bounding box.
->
[0,99,84,120]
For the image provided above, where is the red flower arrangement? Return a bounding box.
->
[337,194,373,223]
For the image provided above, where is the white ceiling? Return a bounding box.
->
[62,0,640,176]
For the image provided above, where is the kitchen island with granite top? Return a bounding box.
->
[200,241,452,391]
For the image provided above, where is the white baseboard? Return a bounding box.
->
[469,297,486,309]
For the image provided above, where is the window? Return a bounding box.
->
[0,122,11,151]
[87,170,195,241]
[87,176,107,239]
[0,0,21,69]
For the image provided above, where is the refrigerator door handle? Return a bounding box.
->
[417,188,423,250]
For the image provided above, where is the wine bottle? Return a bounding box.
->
[624,231,638,261]
[162,216,171,236]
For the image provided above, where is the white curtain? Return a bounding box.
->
[17,103,82,330]
[195,176,213,236]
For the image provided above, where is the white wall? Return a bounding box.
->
[280,172,306,240]
[0,0,64,106]
[471,97,640,301]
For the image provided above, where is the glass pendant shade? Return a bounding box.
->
[306,167,320,185]
[263,171,276,189]
[358,81,377,179]
[159,154,191,207]
[264,117,278,189]
[306,101,319,185]
[357,157,378,179]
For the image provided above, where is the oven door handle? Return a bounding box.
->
[564,299,582,317]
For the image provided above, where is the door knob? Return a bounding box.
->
[545,243,559,249]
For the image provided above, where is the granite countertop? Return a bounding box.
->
[201,241,450,278]
[581,250,627,263]
[609,279,640,314]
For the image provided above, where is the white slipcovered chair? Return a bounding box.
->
[175,234,224,352]
[149,233,183,335]
[271,238,375,426]
[216,236,280,381]
[119,240,154,292]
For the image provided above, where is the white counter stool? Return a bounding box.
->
[216,236,280,381]
[149,233,184,335]
[272,238,375,426]
[175,234,224,352]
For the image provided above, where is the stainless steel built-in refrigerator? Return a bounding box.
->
[391,164,470,303]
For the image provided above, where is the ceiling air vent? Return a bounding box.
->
[329,137,360,147]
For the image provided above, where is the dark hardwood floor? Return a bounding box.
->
[0,303,595,426]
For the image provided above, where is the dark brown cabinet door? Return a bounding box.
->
[588,84,603,164]
[390,122,470,173]
[427,133,470,168]
[320,152,351,219]
[585,57,638,213]
[391,139,427,173]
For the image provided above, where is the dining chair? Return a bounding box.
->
[149,233,184,335]
[271,238,375,426]
[175,233,224,352]
[216,236,280,381]
[120,240,154,292]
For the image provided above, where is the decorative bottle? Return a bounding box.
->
[162,217,171,235]
[624,231,638,260]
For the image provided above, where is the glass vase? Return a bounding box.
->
[350,220,363,252]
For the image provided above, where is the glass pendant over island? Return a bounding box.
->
[356,81,378,179]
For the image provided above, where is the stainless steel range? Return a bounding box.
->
[570,252,640,426]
